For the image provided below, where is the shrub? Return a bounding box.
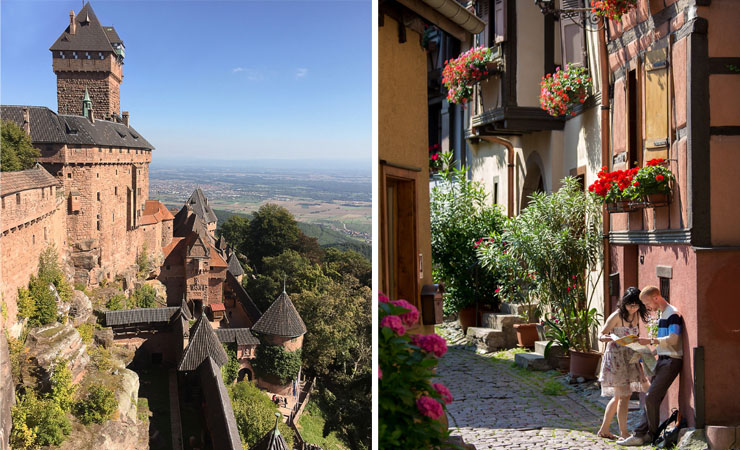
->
[11,390,72,448]
[228,381,294,448]
[88,346,114,372]
[106,294,126,311]
[77,322,94,344]
[16,287,36,321]
[38,244,72,302]
[49,359,75,412]
[137,398,150,423]
[1,119,40,172]
[379,294,452,449]
[74,384,117,425]
[130,284,157,308]
[252,345,301,385]
[222,343,240,385]
[430,152,506,314]
[136,244,150,278]
[27,275,58,326]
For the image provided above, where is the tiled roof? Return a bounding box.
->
[50,3,119,52]
[252,292,306,338]
[142,200,175,225]
[187,188,217,224]
[210,303,226,312]
[103,26,122,44]
[214,328,260,346]
[105,307,180,326]
[0,105,153,149]
[227,252,244,277]
[251,414,291,450]
[226,272,262,323]
[0,164,60,196]
[198,356,243,449]
[178,313,228,371]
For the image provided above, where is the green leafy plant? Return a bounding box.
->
[431,152,506,315]
[48,359,76,412]
[130,284,157,308]
[106,294,126,311]
[625,158,674,198]
[136,243,150,279]
[11,390,72,449]
[228,381,294,448]
[543,316,572,357]
[1,119,40,172]
[539,65,592,117]
[252,344,302,385]
[74,384,117,425]
[379,294,452,449]
[221,343,241,384]
[76,322,94,344]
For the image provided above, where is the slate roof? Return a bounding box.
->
[105,307,180,327]
[215,235,228,252]
[187,188,217,224]
[50,3,120,53]
[251,414,291,450]
[178,313,228,371]
[0,106,153,149]
[252,291,306,338]
[214,328,260,346]
[227,252,244,277]
[0,164,60,196]
[226,272,262,323]
[198,356,243,449]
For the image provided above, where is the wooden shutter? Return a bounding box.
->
[560,0,586,66]
[479,0,491,48]
[644,47,670,161]
[493,0,506,43]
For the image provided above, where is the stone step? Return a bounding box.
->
[466,327,506,352]
[514,352,550,371]
[534,340,565,368]
[480,313,525,348]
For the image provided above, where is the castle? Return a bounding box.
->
[1,4,308,448]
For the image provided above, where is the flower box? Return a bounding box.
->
[590,0,638,21]
[539,65,593,117]
[590,158,674,212]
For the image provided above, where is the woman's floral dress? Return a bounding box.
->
[599,323,649,397]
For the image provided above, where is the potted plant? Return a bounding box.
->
[539,65,592,117]
[588,165,639,211]
[543,315,573,371]
[429,144,442,175]
[590,0,638,21]
[430,153,506,333]
[478,232,540,348]
[625,158,674,205]
[442,46,496,106]
[379,294,453,449]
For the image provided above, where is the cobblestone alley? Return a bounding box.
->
[437,328,645,450]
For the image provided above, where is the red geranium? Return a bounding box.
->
[591,0,638,21]
[540,65,592,117]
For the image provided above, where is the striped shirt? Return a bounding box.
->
[657,304,683,359]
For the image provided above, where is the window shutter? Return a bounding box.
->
[493,0,506,43]
[479,0,491,48]
[644,47,670,161]
[560,0,586,66]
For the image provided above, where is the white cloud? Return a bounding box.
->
[295,68,308,78]
[232,67,244,73]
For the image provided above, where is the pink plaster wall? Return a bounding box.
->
[709,136,740,246]
[696,249,740,425]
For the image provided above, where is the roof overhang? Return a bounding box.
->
[394,0,485,41]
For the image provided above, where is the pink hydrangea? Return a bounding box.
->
[411,333,447,357]
[390,299,419,326]
[378,367,383,379]
[380,315,405,336]
[433,383,453,404]
[416,396,444,420]
[379,292,390,303]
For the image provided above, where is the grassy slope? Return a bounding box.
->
[297,399,347,450]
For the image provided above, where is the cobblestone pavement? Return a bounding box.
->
[437,325,648,450]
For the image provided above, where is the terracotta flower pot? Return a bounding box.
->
[458,305,477,334]
[646,193,668,204]
[557,355,571,372]
[513,323,539,349]
[569,350,602,379]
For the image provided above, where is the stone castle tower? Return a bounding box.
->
[50,2,124,118]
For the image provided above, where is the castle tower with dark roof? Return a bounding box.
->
[251,290,306,352]
[50,2,125,117]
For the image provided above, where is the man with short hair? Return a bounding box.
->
[618,286,683,446]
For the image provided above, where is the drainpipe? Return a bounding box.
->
[478,135,515,218]
[599,20,611,313]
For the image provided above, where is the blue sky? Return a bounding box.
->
[1,0,371,164]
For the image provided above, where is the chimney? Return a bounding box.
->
[122,111,129,127]
[88,108,95,123]
[22,107,31,135]
[69,10,76,35]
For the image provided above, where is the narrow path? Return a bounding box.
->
[168,369,183,450]
[437,339,645,449]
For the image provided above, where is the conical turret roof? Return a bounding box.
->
[252,291,306,338]
[178,312,228,371]
[250,413,290,450]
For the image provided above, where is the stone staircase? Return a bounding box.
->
[514,340,565,371]
[464,303,528,352]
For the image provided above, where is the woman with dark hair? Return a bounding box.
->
[595,286,650,440]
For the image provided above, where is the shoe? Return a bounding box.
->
[616,435,647,446]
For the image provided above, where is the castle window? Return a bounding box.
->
[41,188,45,199]
[97,173,99,178]
[98,52,104,60]
[97,221,100,231]
[85,52,91,59]
[67,173,71,178]
[32,235,35,245]
[16,193,21,205]
[72,51,78,59]
[97,192,100,201]
[59,51,64,59]
[1,197,5,209]
[44,227,47,241]
[115,187,118,195]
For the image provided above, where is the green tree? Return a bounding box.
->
[74,384,117,425]
[28,275,58,326]
[221,343,240,385]
[218,215,250,254]
[131,284,157,308]
[106,294,125,311]
[228,381,294,448]
[16,287,36,321]
[37,244,72,303]
[323,248,371,288]
[252,345,301,385]
[1,119,39,172]
[245,204,302,271]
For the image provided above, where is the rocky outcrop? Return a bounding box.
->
[141,279,168,305]
[0,333,15,450]
[94,328,114,349]
[24,323,89,384]
[116,368,140,424]
[69,290,93,327]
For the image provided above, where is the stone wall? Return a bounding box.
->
[0,187,67,328]
[0,333,14,450]
[55,57,121,117]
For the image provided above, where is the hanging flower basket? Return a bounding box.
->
[442,46,496,106]
[589,159,675,211]
[590,0,638,21]
[539,65,592,117]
